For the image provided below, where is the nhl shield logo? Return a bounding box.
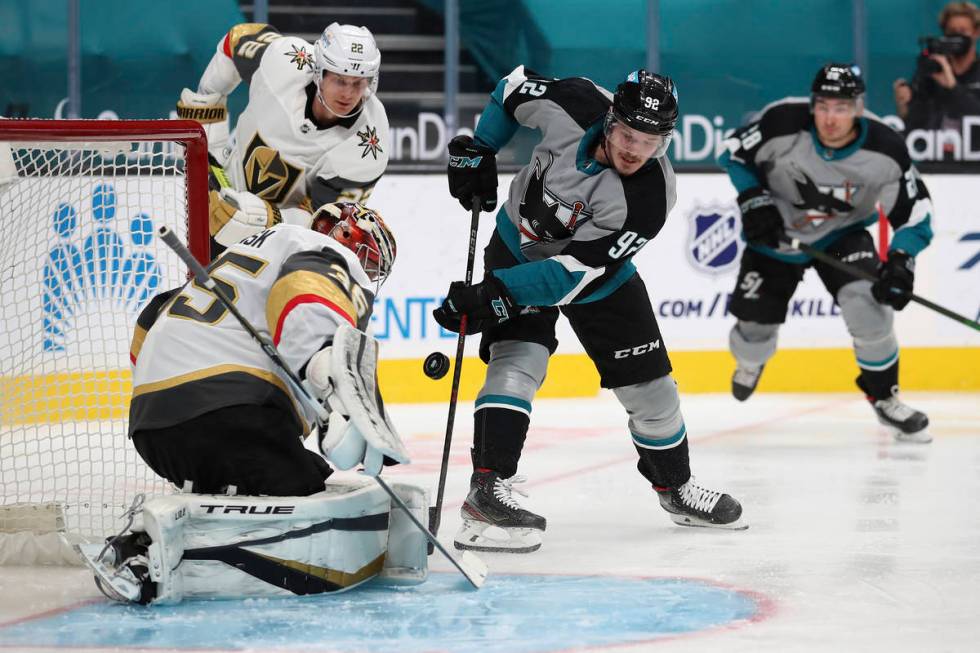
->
[686,203,742,274]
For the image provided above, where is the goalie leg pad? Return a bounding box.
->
[81,482,402,604]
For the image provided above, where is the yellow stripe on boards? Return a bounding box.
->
[377,353,602,403]
[1,370,132,424]
[2,348,977,423]
[375,347,980,401]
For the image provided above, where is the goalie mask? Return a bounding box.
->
[313,23,381,119]
[312,202,396,286]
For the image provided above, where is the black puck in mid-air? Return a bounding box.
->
[423,352,450,380]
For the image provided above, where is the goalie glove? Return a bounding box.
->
[305,327,410,476]
[209,188,282,247]
[176,88,230,160]
[319,411,386,477]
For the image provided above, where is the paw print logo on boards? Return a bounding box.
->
[42,183,161,352]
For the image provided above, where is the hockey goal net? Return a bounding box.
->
[0,119,209,564]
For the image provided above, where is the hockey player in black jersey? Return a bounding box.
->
[433,68,747,553]
[719,63,933,443]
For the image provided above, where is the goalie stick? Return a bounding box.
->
[158,226,488,589]
[783,236,980,332]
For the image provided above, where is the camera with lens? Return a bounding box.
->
[916,34,973,75]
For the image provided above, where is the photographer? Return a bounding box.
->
[893,2,980,136]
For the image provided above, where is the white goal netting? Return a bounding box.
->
[0,121,208,563]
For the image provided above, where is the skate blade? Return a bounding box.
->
[74,543,142,603]
[453,520,543,553]
[890,427,932,444]
[668,514,749,531]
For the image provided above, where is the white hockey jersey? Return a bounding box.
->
[201,24,390,209]
[129,225,374,436]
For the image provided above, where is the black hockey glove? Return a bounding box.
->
[872,251,914,310]
[738,188,785,248]
[447,135,498,213]
[432,275,516,334]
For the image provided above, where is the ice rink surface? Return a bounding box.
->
[1,391,978,652]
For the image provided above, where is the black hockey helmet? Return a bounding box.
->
[610,70,679,136]
[810,63,865,101]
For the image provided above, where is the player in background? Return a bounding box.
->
[718,63,934,443]
[79,204,415,604]
[434,68,747,554]
[176,22,390,256]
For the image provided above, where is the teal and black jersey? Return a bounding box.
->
[718,98,934,263]
[474,65,676,306]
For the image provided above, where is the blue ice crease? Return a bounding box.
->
[0,573,763,652]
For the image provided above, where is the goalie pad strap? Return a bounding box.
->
[186,544,385,595]
[183,512,389,552]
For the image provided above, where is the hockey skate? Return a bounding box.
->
[731,364,764,401]
[868,395,931,443]
[74,495,157,604]
[655,477,747,530]
[454,470,546,553]
[76,534,155,604]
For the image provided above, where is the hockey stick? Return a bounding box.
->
[158,226,488,589]
[429,197,482,538]
[783,236,980,332]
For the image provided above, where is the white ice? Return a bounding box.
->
[1,391,978,652]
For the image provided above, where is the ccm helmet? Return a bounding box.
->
[811,63,865,102]
[605,70,679,158]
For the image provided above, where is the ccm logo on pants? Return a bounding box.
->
[614,340,661,359]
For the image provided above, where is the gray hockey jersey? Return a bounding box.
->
[719,99,934,262]
[473,66,677,306]
[129,225,373,436]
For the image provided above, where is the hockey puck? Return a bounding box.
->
[423,352,450,380]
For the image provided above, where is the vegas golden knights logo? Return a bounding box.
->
[242,133,303,204]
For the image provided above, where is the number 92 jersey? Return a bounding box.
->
[128,225,374,436]
[478,66,677,307]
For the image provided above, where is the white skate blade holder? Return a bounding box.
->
[889,425,932,444]
[454,519,544,554]
[667,513,749,531]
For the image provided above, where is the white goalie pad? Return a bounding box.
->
[378,482,430,586]
[75,480,429,605]
[324,323,410,467]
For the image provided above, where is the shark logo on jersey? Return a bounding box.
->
[356,125,384,160]
[285,44,313,71]
[790,170,858,227]
[518,152,591,245]
[242,133,303,205]
[685,202,742,275]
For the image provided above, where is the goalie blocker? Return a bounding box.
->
[74,480,429,605]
